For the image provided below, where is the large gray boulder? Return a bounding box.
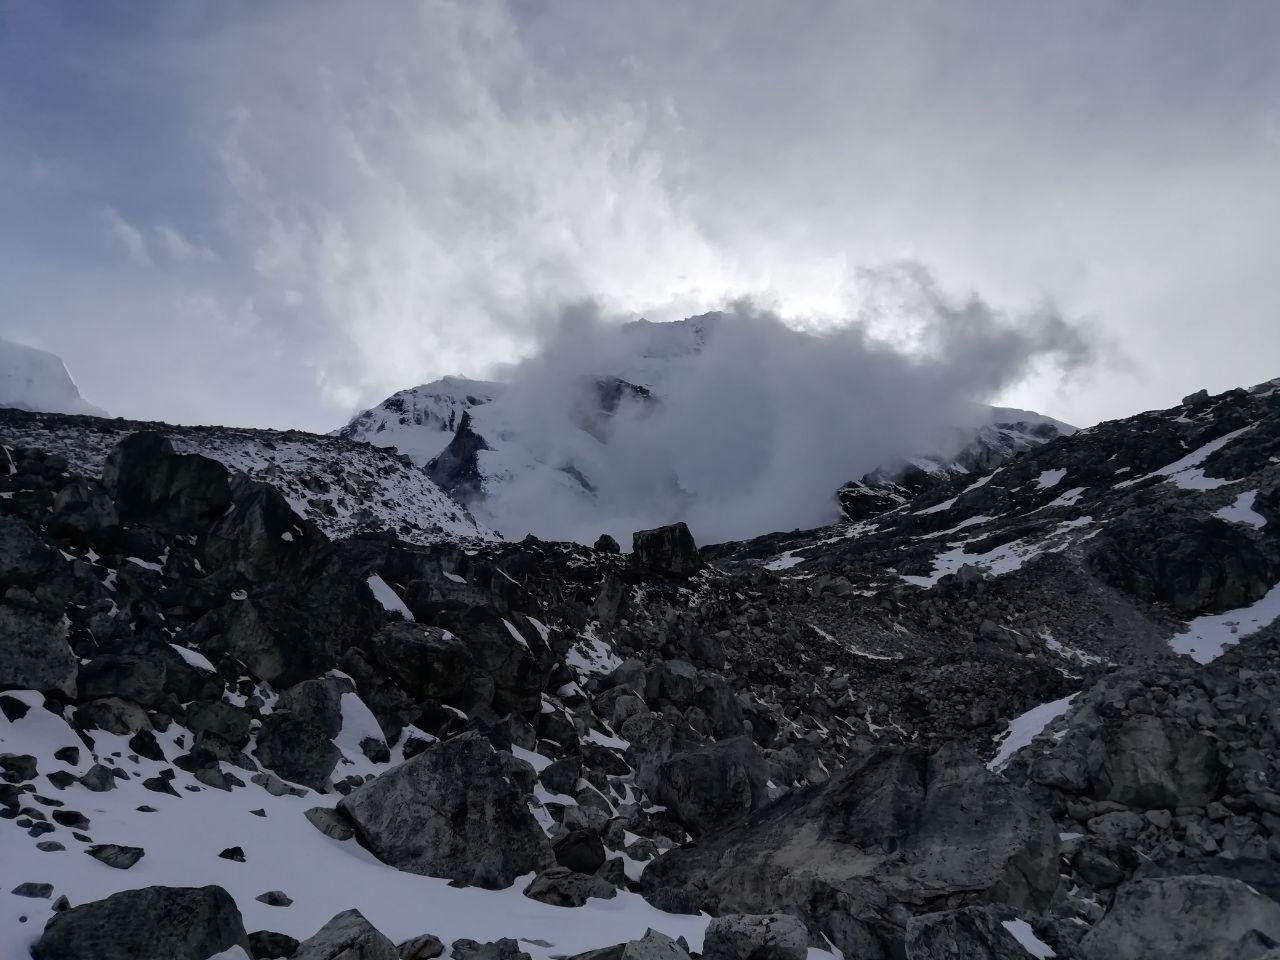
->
[702,914,808,960]
[0,603,77,696]
[293,909,397,960]
[643,742,1058,958]
[1080,875,1280,960]
[653,736,772,837]
[30,885,249,960]
[338,731,551,888]
[1086,714,1222,808]
[631,522,702,578]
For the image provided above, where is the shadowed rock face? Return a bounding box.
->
[631,522,702,578]
[338,730,552,889]
[642,742,1058,958]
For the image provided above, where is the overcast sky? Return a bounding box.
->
[2,0,1277,432]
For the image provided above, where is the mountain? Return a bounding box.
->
[0,337,105,416]
[339,315,1074,544]
[0,407,493,546]
[1,376,1278,960]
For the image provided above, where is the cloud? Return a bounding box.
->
[101,207,151,265]
[469,281,1094,544]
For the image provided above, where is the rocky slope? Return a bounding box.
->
[0,408,493,546]
[1,377,1279,960]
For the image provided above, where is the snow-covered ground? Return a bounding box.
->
[1,689,719,959]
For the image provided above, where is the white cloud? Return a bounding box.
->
[101,206,151,265]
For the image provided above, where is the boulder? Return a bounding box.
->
[255,675,353,791]
[652,736,772,837]
[642,742,1058,958]
[249,930,300,958]
[1088,513,1276,617]
[0,604,77,696]
[631,522,702,578]
[397,934,445,959]
[338,731,551,888]
[30,884,249,960]
[450,940,533,960]
[293,909,397,960]
[553,829,606,874]
[103,432,231,532]
[702,914,808,960]
[371,622,475,701]
[1087,714,1223,808]
[1081,875,1280,960]
[522,866,617,907]
[904,908,1058,960]
[594,534,621,553]
[0,515,56,581]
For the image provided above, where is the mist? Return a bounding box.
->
[471,277,1093,545]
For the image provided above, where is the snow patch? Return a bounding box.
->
[1002,919,1056,958]
[1034,468,1066,488]
[366,575,413,621]
[987,694,1078,772]
[1215,490,1266,529]
[1171,581,1280,663]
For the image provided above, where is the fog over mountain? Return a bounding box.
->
[342,289,1089,543]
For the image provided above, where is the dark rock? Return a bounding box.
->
[293,909,397,960]
[397,933,445,959]
[186,699,253,748]
[305,806,356,841]
[74,697,150,735]
[643,742,1058,958]
[1087,714,1223,808]
[371,622,475,701]
[53,746,80,765]
[594,535,620,554]
[30,884,249,960]
[904,907,1055,960]
[219,846,246,862]
[702,914,808,960]
[103,432,232,532]
[631,522,702,578]
[1081,874,1280,960]
[12,882,54,898]
[338,731,551,889]
[250,930,301,958]
[85,844,144,869]
[0,604,77,696]
[522,866,617,907]
[553,829,606,874]
[450,938,532,960]
[255,675,353,792]
[257,890,293,907]
[652,736,771,837]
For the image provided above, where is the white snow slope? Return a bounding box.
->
[0,337,105,417]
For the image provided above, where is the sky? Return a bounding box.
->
[1,0,1277,433]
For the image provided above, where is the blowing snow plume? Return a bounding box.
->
[345,270,1095,546]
